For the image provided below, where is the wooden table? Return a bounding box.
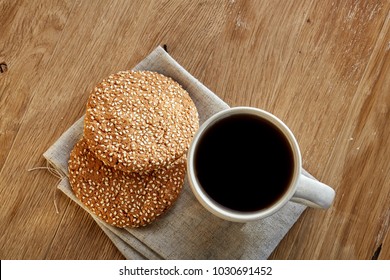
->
[1,0,389,260]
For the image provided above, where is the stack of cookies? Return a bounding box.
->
[68,71,199,228]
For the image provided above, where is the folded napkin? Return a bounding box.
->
[44,46,308,259]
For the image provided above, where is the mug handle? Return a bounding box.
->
[291,174,335,208]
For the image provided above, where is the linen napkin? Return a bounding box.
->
[44,46,308,259]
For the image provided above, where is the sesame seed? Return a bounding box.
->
[83,70,199,173]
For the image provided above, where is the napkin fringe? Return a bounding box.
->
[28,161,65,214]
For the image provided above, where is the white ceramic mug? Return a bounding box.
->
[187,107,335,222]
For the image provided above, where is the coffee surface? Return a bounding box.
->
[194,114,294,212]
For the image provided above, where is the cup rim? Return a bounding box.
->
[187,106,302,222]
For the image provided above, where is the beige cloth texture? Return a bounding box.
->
[44,46,308,259]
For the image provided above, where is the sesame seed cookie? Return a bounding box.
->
[84,70,199,173]
[68,138,186,228]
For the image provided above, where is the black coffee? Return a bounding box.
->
[194,114,294,212]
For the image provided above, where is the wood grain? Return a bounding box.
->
[380,230,390,260]
[0,0,75,171]
[0,0,389,259]
[270,0,390,259]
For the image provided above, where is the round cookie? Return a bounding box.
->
[84,70,199,173]
[68,138,186,228]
